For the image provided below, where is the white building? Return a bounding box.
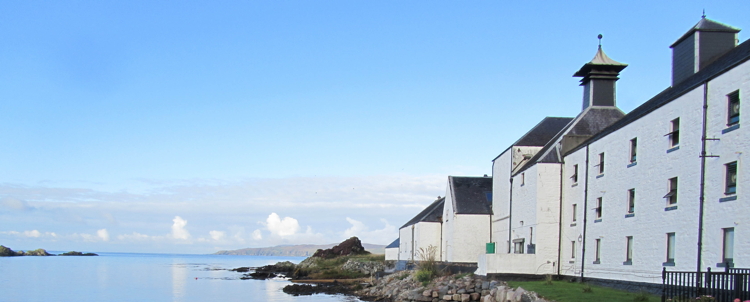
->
[441,176,493,263]
[398,197,444,262]
[385,238,399,261]
[478,16,749,290]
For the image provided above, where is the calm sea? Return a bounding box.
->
[0,252,363,302]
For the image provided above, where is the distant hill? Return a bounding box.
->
[213,243,386,256]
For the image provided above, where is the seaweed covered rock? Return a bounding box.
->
[311,237,369,259]
[59,251,98,256]
[0,245,18,256]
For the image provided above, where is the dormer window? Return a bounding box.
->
[728,91,740,126]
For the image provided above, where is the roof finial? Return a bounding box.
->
[598,34,603,48]
[702,9,706,18]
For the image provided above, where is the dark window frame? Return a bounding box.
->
[726,162,737,194]
[728,90,740,126]
[630,138,637,163]
[627,189,636,214]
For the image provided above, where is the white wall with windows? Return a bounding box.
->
[699,59,749,271]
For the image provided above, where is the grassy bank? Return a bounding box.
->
[506,280,660,302]
[298,254,384,279]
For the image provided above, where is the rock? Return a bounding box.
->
[482,281,490,290]
[470,292,480,300]
[423,290,432,297]
[461,293,471,302]
[342,258,384,275]
[482,295,493,302]
[457,289,467,294]
[454,294,462,301]
[432,290,439,298]
[444,295,454,301]
[311,237,369,259]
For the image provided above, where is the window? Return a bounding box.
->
[723,228,734,265]
[666,233,675,264]
[513,239,525,254]
[668,118,680,147]
[571,164,579,183]
[597,153,605,174]
[630,138,637,163]
[664,178,678,205]
[572,204,578,222]
[728,90,740,125]
[595,197,602,219]
[625,236,633,263]
[627,189,636,213]
[595,239,601,263]
[521,173,525,186]
[571,241,576,259]
[726,162,737,194]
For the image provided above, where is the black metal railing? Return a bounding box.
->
[662,267,750,302]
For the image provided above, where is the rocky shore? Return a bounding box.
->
[357,271,551,302]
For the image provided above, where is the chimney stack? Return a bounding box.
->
[573,38,628,111]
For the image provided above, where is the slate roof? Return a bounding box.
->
[671,17,741,47]
[567,37,750,156]
[514,106,625,174]
[492,117,573,161]
[450,176,493,215]
[386,238,399,249]
[400,197,445,229]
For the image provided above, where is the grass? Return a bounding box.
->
[506,280,660,302]
[299,253,383,279]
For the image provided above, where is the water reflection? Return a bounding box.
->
[172,262,187,301]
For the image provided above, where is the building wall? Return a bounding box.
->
[700,59,750,270]
[413,222,442,260]
[479,163,561,275]
[447,214,491,263]
[385,247,399,261]
[399,226,414,261]
[491,149,512,253]
[442,180,455,262]
[560,147,587,277]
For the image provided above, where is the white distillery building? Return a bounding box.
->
[385,238,399,261]
[441,176,493,263]
[398,196,444,262]
[478,16,748,289]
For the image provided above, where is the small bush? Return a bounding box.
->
[633,291,650,302]
[415,270,433,285]
[582,283,593,293]
[544,274,554,285]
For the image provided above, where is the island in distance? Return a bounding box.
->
[0,245,98,256]
[214,243,385,256]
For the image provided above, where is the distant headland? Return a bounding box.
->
[0,245,98,256]
[214,242,385,257]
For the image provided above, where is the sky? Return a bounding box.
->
[1,1,748,254]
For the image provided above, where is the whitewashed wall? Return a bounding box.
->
[480,163,561,275]
[581,84,705,284]
[560,147,586,277]
[413,222,442,260]
[491,150,512,253]
[700,60,750,270]
[385,247,399,261]
[399,226,414,261]
[448,214,491,263]
[442,180,455,262]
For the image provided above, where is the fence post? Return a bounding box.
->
[662,267,667,302]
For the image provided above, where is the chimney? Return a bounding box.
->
[670,16,740,86]
[573,37,628,111]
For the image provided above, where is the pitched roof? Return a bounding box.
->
[671,17,741,47]
[492,117,573,161]
[449,176,493,215]
[400,197,445,229]
[573,46,628,77]
[568,38,750,156]
[386,238,399,249]
[514,107,624,174]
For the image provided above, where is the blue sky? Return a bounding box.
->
[1,1,747,254]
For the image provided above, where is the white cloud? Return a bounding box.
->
[97,229,110,241]
[252,229,262,240]
[117,232,154,241]
[25,230,41,238]
[1,230,57,238]
[171,216,190,240]
[209,230,225,241]
[343,218,397,244]
[264,213,300,237]
[0,197,34,211]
